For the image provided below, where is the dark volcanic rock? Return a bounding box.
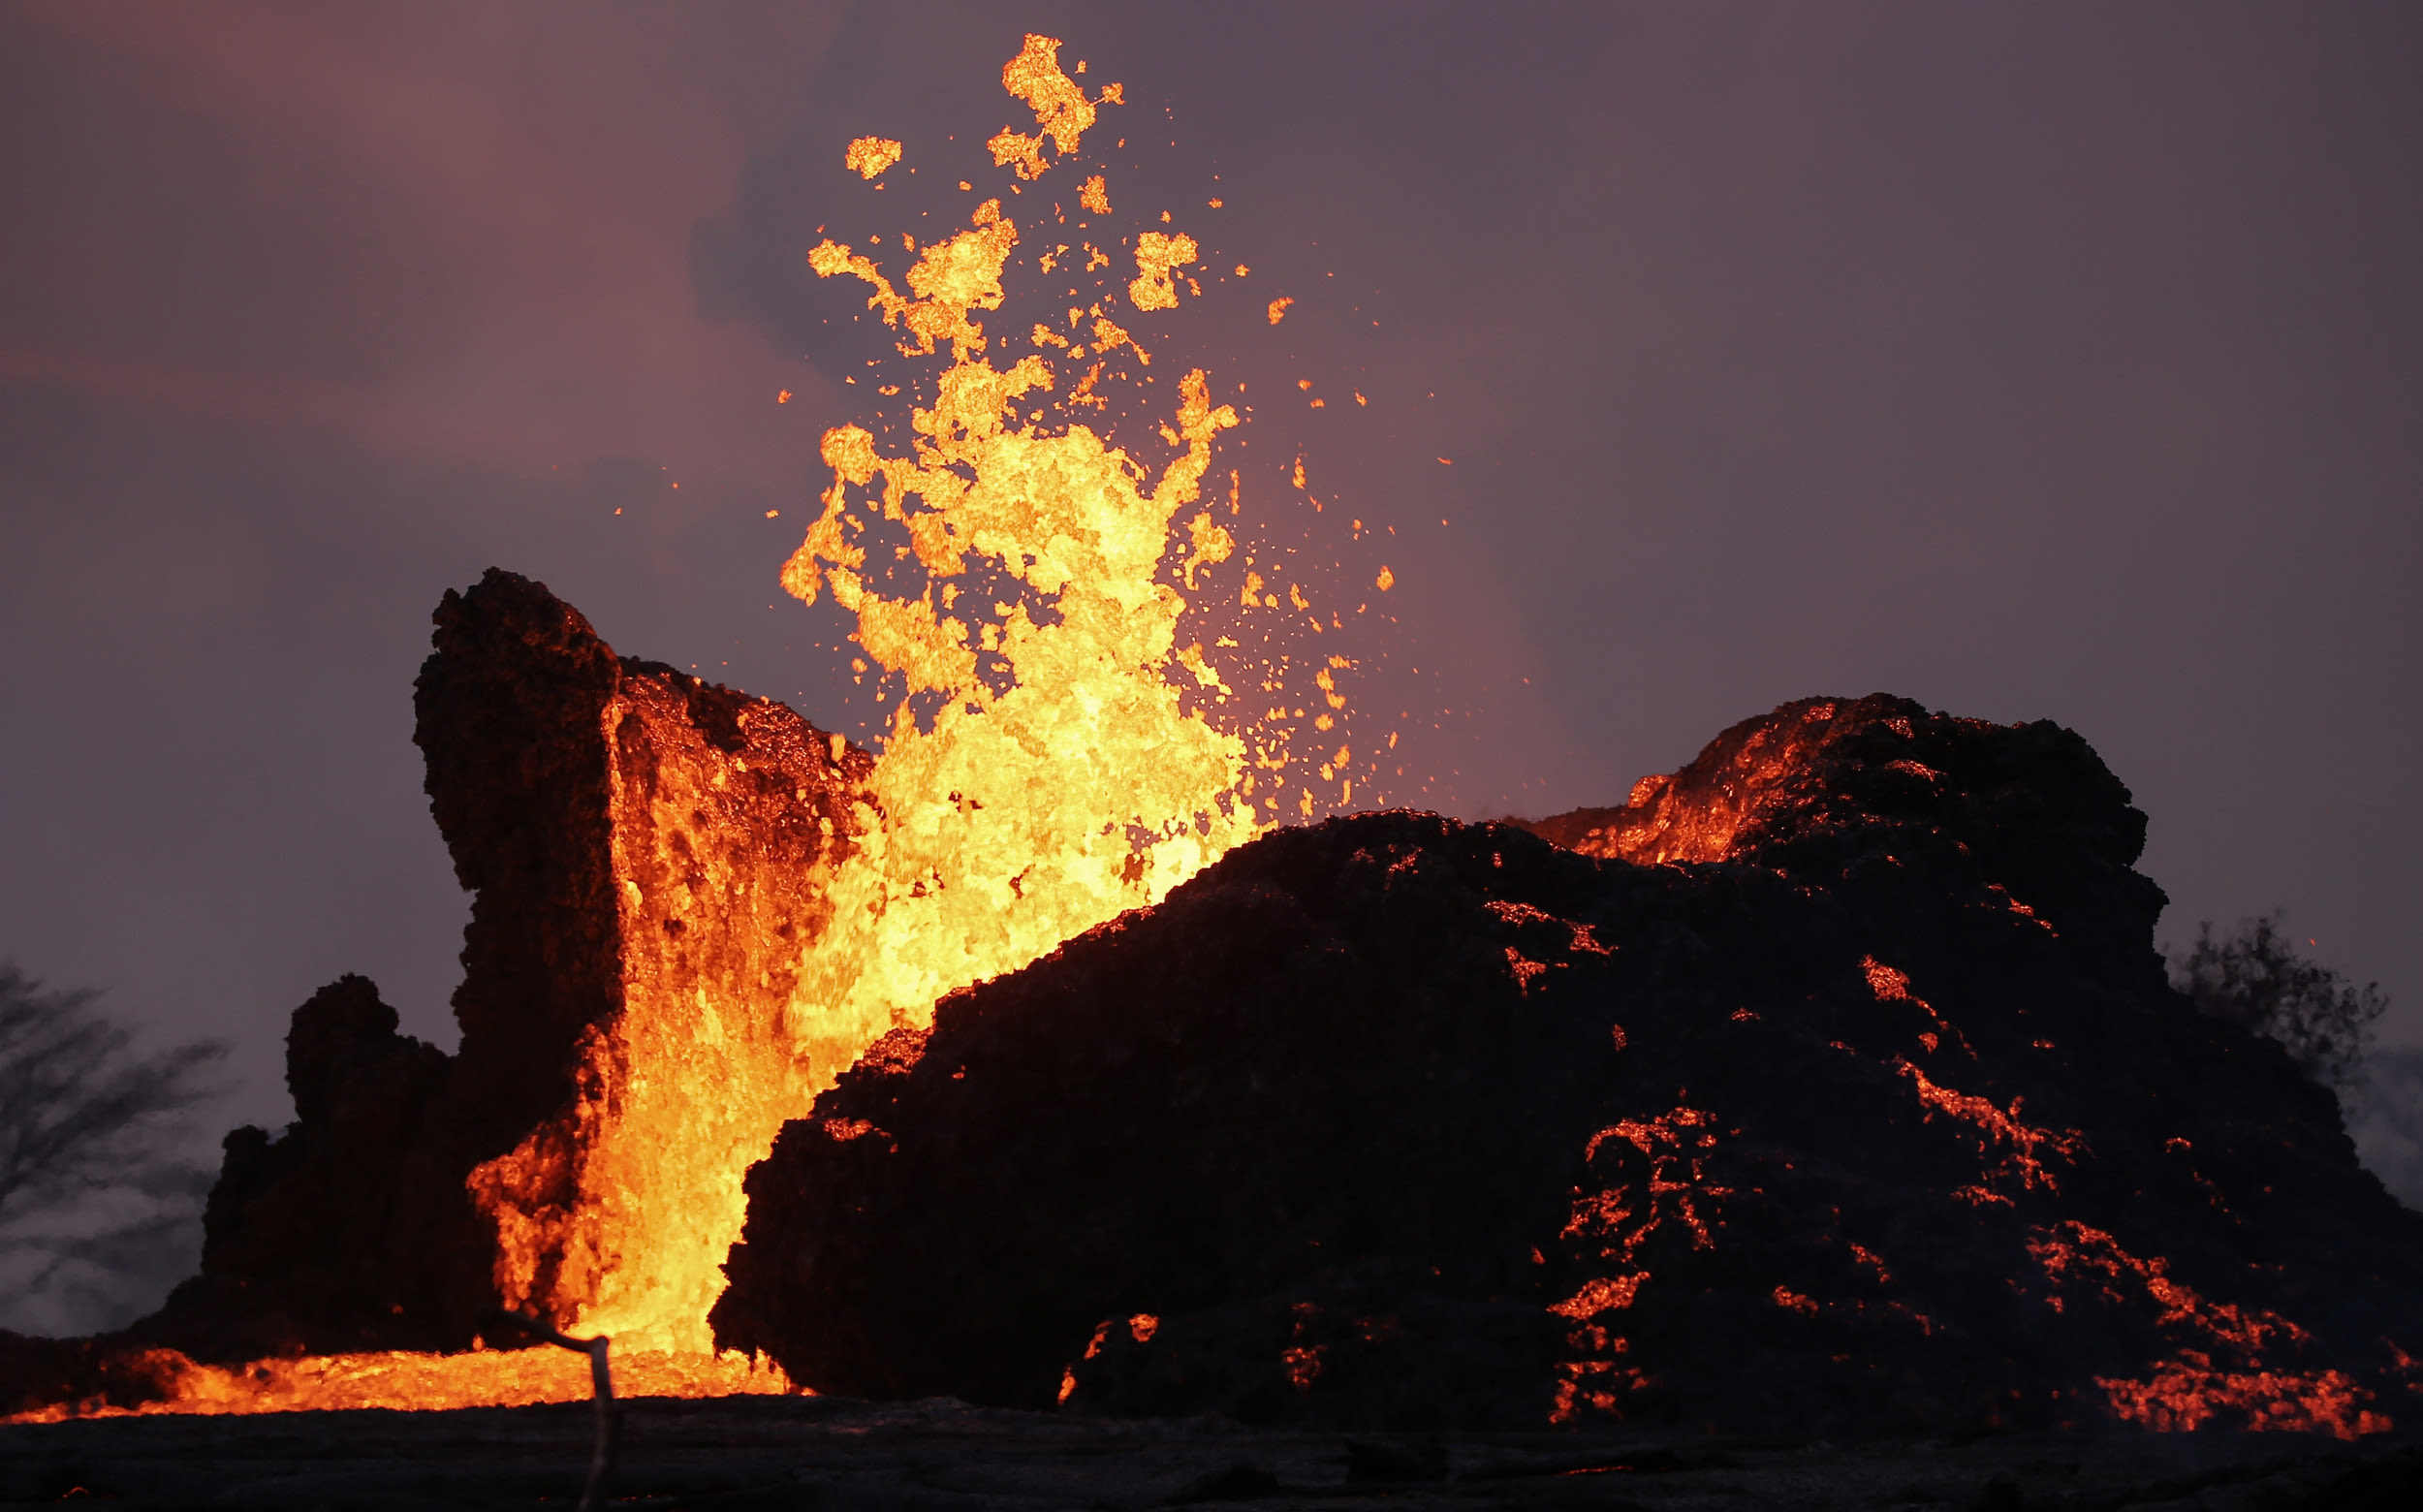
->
[128,569,871,1367]
[150,976,460,1360]
[715,695,2423,1436]
[413,564,634,1175]
[1515,693,2167,969]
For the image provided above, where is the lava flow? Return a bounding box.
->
[25,33,1362,1419]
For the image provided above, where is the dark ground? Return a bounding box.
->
[4,1395,2419,1510]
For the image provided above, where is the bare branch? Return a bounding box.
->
[2170,913,2389,1091]
[0,960,230,1327]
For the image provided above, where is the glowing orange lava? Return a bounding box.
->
[9,1347,789,1423]
[1894,1057,2084,1195]
[2029,1221,2391,1437]
[479,24,1338,1375]
[1550,1106,1725,1423]
[47,31,1365,1421]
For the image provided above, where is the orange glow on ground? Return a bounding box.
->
[7,1348,788,1422]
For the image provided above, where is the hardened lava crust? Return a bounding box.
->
[716,696,2423,1436]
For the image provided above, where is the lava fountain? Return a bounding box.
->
[21,33,1371,1418]
[471,32,1309,1361]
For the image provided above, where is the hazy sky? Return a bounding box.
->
[3,1,2417,1139]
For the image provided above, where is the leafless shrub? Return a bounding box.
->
[2169,912,2388,1091]
[0,960,227,1334]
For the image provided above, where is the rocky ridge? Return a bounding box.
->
[714,696,2423,1435]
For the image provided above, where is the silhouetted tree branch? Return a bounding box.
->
[0,961,228,1300]
[2170,913,2388,1091]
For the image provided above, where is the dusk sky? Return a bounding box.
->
[3,1,2418,1140]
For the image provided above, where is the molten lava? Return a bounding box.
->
[7,1348,788,1424]
[26,32,1365,1420]
[469,30,1330,1363]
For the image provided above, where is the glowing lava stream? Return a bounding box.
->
[47,33,1356,1416]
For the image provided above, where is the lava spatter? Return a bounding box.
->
[487,30,1328,1360]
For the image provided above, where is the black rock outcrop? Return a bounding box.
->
[128,569,871,1366]
[152,976,463,1360]
[713,695,2423,1435]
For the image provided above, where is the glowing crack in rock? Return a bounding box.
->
[1551,1106,1725,1423]
[1895,1059,2085,1196]
[2029,1221,2392,1437]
